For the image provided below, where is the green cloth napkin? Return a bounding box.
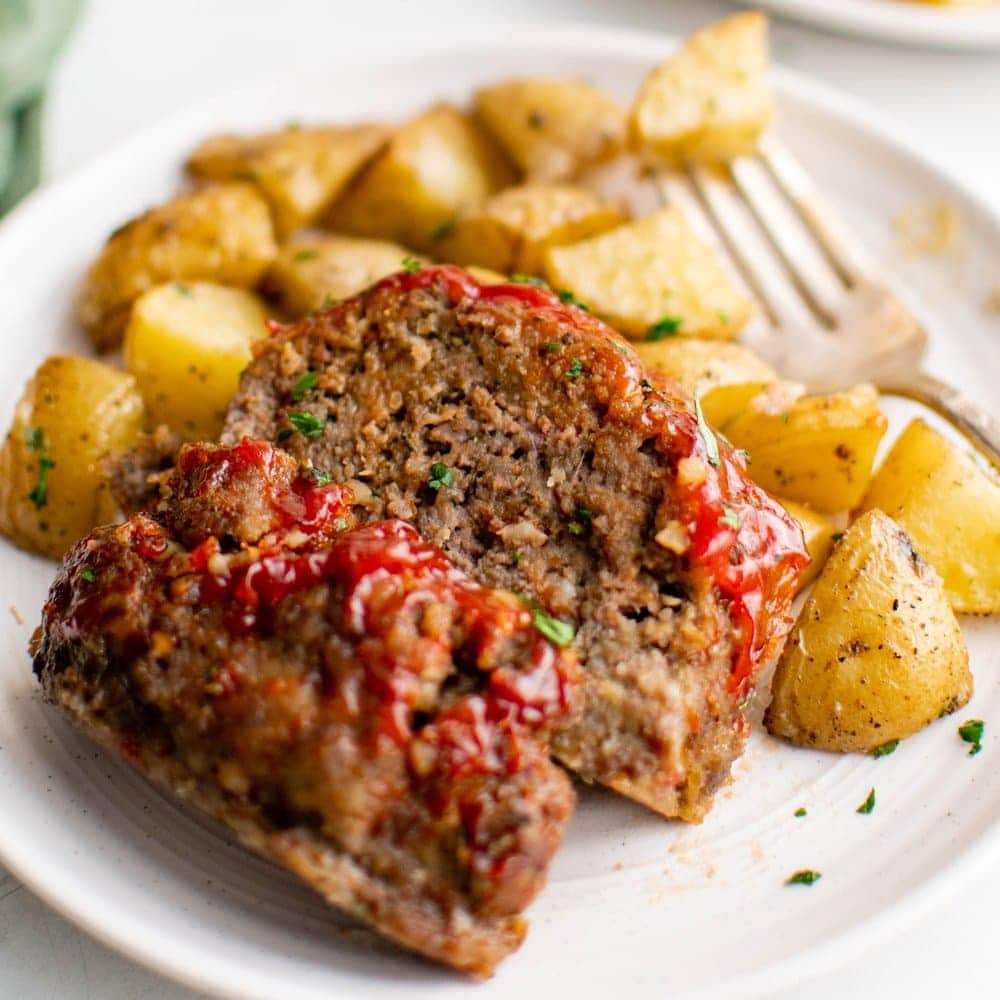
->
[0,0,81,215]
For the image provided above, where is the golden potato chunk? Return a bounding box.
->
[0,355,145,558]
[79,183,277,351]
[264,234,427,317]
[778,499,836,590]
[544,208,753,339]
[326,105,514,253]
[631,12,773,165]
[434,183,623,275]
[474,78,626,181]
[719,382,887,512]
[124,282,268,440]
[857,419,1000,613]
[765,509,972,752]
[187,124,390,236]
[634,337,775,397]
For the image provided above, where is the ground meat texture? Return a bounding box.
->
[33,439,580,977]
[223,266,809,821]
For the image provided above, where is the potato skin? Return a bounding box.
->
[474,78,625,181]
[857,418,1000,613]
[326,105,514,254]
[124,282,268,441]
[630,12,772,165]
[720,382,887,513]
[79,183,277,351]
[765,509,972,753]
[434,183,623,275]
[544,208,753,339]
[187,124,389,236]
[0,355,145,559]
[262,234,426,317]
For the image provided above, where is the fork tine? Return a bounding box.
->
[728,156,846,326]
[757,135,873,284]
[682,165,821,334]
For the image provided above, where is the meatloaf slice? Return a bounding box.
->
[34,439,580,976]
[223,266,808,821]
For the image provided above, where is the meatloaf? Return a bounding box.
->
[33,438,581,976]
[223,265,808,821]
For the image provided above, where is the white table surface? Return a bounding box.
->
[3,1,998,997]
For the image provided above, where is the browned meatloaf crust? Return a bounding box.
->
[33,439,581,976]
[222,266,808,821]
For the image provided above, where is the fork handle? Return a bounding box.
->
[878,370,1000,473]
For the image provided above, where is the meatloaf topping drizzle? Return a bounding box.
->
[34,439,581,976]
[225,264,808,820]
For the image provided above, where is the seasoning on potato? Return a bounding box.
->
[765,508,972,753]
[79,183,277,351]
[187,123,390,236]
[544,208,753,339]
[630,12,773,165]
[124,281,269,440]
[857,418,1000,613]
[0,355,145,558]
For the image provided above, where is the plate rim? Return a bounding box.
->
[0,23,998,1000]
[745,0,1000,50]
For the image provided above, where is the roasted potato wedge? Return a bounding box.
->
[0,355,145,558]
[79,183,277,351]
[187,124,390,236]
[263,234,427,316]
[765,509,972,752]
[474,78,626,181]
[544,208,753,339]
[124,282,269,440]
[434,183,623,275]
[719,382,888,512]
[630,12,772,165]
[857,419,1000,613]
[634,337,776,397]
[779,499,836,590]
[326,104,514,253]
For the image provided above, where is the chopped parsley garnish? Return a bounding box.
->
[318,293,337,311]
[292,370,319,401]
[565,358,585,379]
[286,411,324,438]
[428,462,454,491]
[174,283,192,297]
[831,531,845,542]
[575,507,592,523]
[719,506,740,531]
[782,412,791,425]
[794,807,807,818]
[235,167,260,182]
[510,274,548,287]
[959,719,984,756]
[293,248,319,262]
[511,552,522,566]
[558,289,589,311]
[646,315,683,341]
[544,341,563,353]
[856,788,876,814]
[717,310,731,325]
[568,522,585,536]
[401,256,422,273]
[79,568,97,583]
[24,426,54,510]
[429,219,456,241]
[276,428,293,442]
[641,378,653,390]
[517,594,575,647]
[693,397,721,468]
[872,739,899,758]
[307,468,333,486]
[786,870,821,886]
[333,517,349,532]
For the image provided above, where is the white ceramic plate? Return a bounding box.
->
[746,0,1000,49]
[0,26,998,1000]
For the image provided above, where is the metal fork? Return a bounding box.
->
[650,136,1000,470]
